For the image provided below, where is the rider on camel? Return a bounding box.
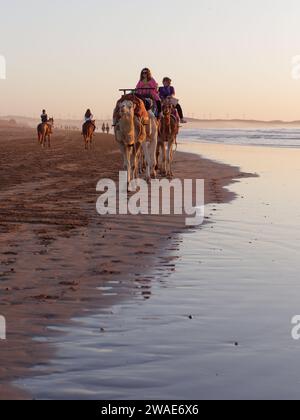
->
[135,68,162,118]
[159,77,187,124]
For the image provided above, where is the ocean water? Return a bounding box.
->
[179,127,300,147]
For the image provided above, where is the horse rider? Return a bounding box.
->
[82,109,96,134]
[41,109,48,123]
[84,109,96,129]
[40,109,53,133]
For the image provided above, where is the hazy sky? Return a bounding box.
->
[1,0,300,120]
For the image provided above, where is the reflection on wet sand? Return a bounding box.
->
[0,127,243,399]
[17,143,300,400]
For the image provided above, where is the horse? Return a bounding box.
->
[82,120,96,150]
[37,118,54,148]
[157,102,179,177]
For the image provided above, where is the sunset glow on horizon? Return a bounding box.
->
[1,0,300,120]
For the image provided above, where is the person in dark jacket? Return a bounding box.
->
[41,109,48,123]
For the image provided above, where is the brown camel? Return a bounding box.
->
[114,97,148,186]
[37,118,54,148]
[157,103,179,177]
[82,120,96,150]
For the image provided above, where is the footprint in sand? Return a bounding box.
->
[32,294,60,301]
[135,251,154,256]
[59,280,79,286]
[1,259,16,266]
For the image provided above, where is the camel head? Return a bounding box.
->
[119,100,135,119]
[162,102,172,118]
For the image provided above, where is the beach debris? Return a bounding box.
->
[32,294,59,301]
[59,280,79,286]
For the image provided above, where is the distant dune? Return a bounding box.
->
[186,118,300,129]
[0,118,19,128]
[2,115,300,130]
[0,116,112,130]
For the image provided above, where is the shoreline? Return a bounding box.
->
[0,127,251,399]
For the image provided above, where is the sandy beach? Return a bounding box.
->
[0,125,248,399]
[10,139,300,400]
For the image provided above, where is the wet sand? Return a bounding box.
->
[18,142,300,400]
[0,127,246,399]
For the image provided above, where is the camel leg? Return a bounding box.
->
[168,139,174,178]
[156,141,164,174]
[118,143,127,170]
[133,142,142,180]
[162,142,167,176]
[125,145,133,186]
[167,141,172,177]
[155,142,160,172]
[119,143,132,187]
[142,142,151,182]
[150,129,158,179]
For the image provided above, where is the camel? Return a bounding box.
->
[37,118,54,148]
[82,120,95,150]
[114,98,147,186]
[157,102,179,177]
[142,109,158,182]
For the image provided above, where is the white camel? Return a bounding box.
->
[114,100,146,185]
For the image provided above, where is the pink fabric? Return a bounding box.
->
[136,78,160,101]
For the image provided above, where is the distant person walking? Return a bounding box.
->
[106,123,110,134]
[102,123,106,133]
